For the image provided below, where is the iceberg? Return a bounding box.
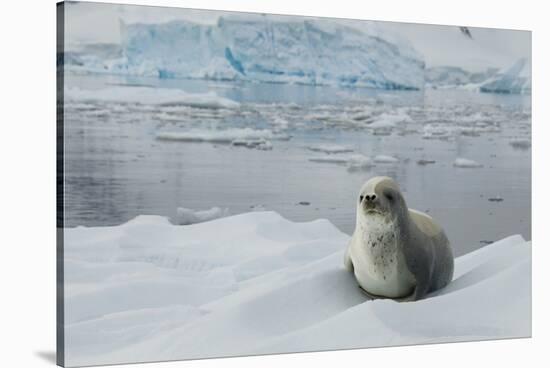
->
[480,58,532,94]
[62,211,531,366]
[114,16,425,89]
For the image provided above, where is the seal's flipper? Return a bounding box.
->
[359,285,416,302]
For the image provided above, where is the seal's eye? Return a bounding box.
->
[359,195,364,203]
[385,192,394,202]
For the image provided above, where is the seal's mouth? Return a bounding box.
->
[364,208,383,215]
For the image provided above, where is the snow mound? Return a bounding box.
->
[175,207,229,225]
[113,16,425,89]
[63,211,531,366]
[454,158,483,168]
[156,128,288,143]
[65,86,240,109]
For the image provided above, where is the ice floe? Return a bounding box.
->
[65,86,240,109]
[509,139,531,150]
[309,154,369,165]
[373,155,400,163]
[306,145,355,154]
[63,212,531,366]
[156,128,289,143]
[232,138,273,150]
[453,158,483,168]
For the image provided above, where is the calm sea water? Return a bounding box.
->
[62,74,531,256]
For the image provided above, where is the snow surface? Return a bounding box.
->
[63,211,531,367]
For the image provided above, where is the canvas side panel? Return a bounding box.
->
[56,2,65,367]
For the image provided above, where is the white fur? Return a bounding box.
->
[348,213,415,298]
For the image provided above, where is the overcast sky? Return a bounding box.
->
[63,2,531,72]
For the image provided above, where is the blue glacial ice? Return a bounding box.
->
[480,57,531,94]
[70,16,426,90]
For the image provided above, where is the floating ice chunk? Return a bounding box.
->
[509,139,531,149]
[306,145,354,154]
[350,111,373,122]
[271,117,290,131]
[156,128,289,143]
[374,155,399,163]
[309,157,352,164]
[422,124,454,140]
[65,86,240,109]
[347,156,375,171]
[453,158,483,168]
[417,159,436,166]
[257,141,273,151]
[249,204,267,211]
[309,154,370,165]
[176,207,230,225]
[369,112,413,129]
[232,138,273,151]
[458,124,501,136]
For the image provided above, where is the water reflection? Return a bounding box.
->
[62,74,531,256]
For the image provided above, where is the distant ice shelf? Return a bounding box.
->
[426,58,531,95]
[480,58,531,94]
[63,211,531,367]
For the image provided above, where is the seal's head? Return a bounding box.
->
[357,176,406,221]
